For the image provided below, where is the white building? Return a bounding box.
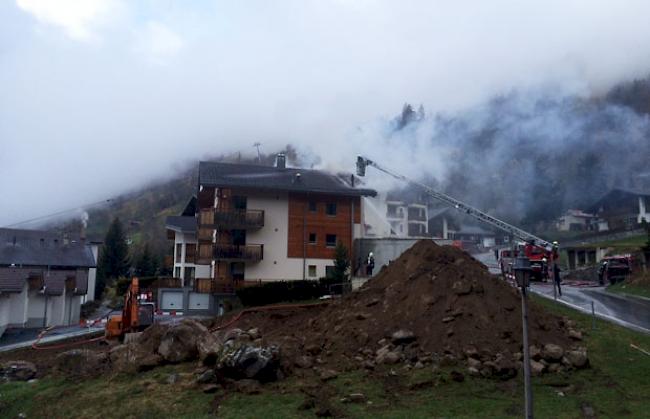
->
[0,228,98,338]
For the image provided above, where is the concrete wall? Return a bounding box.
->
[84,243,99,303]
[355,238,453,277]
[8,283,28,327]
[0,294,11,338]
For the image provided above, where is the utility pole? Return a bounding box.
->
[253,142,261,162]
[515,254,534,419]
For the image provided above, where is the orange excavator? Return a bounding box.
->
[105,277,155,340]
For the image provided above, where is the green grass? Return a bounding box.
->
[608,281,650,299]
[2,299,650,418]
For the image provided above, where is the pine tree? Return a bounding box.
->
[135,244,156,277]
[95,217,130,299]
[331,241,351,283]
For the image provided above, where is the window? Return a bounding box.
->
[175,243,182,262]
[326,234,337,247]
[184,267,195,286]
[308,233,317,244]
[326,203,337,216]
[325,265,335,278]
[232,229,246,246]
[308,265,317,277]
[233,196,247,210]
[309,201,317,212]
[185,244,196,263]
[174,266,181,278]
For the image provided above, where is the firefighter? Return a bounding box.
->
[366,252,375,276]
[553,262,562,297]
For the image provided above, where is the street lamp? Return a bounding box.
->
[514,253,533,418]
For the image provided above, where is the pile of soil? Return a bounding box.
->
[230,240,576,369]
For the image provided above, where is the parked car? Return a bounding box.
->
[598,256,631,285]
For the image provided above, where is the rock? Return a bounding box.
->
[166,373,180,384]
[202,384,219,394]
[217,344,280,382]
[467,366,480,377]
[0,361,37,382]
[362,360,375,370]
[391,329,416,345]
[464,347,479,359]
[197,332,222,366]
[376,351,401,365]
[348,393,367,403]
[439,354,457,367]
[568,329,583,341]
[224,328,244,342]
[197,369,217,384]
[452,281,472,295]
[158,323,202,363]
[295,355,314,369]
[110,343,163,373]
[247,328,261,340]
[414,361,424,369]
[319,369,338,381]
[136,323,170,353]
[467,358,482,369]
[304,343,321,356]
[565,349,589,369]
[494,359,517,380]
[542,344,564,362]
[54,350,109,378]
[529,345,541,360]
[450,370,465,382]
[235,379,262,394]
[530,359,546,376]
[442,316,455,323]
[548,363,562,374]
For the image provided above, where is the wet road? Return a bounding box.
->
[472,251,650,334]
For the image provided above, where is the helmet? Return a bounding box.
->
[369,252,374,257]
[552,241,559,246]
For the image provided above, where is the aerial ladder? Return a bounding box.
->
[356,155,556,255]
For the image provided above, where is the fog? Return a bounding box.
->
[2,0,650,226]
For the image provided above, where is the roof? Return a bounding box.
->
[165,216,197,233]
[588,187,650,213]
[0,268,29,293]
[181,197,197,216]
[198,161,377,197]
[0,228,96,268]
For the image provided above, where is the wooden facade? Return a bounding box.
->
[287,192,360,260]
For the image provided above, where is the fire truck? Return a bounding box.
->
[499,244,556,281]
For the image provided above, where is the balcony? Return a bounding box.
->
[196,243,214,264]
[198,209,264,229]
[215,244,263,262]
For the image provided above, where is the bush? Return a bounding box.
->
[236,280,324,307]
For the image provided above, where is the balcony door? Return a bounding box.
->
[233,196,247,211]
[232,229,246,246]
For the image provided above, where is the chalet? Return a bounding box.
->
[555,209,599,232]
[589,188,650,231]
[164,156,376,314]
[0,228,98,338]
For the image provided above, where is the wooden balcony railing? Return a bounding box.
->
[197,243,213,264]
[198,227,213,242]
[214,244,263,262]
[198,209,264,229]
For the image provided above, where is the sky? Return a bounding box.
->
[2,0,650,226]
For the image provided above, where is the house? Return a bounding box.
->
[428,207,457,239]
[451,225,498,248]
[589,188,650,231]
[0,228,98,338]
[555,209,598,232]
[384,193,429,238]
[164,155,376,313]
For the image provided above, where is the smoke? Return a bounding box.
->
[319,90,650,225]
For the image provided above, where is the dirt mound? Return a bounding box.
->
[230,241,580,374]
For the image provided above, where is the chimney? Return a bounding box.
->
[276,153,286,169]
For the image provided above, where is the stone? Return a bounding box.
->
[319,369,339,381]
[166,373,180,384]
[391,330,416,345]
[196,369,217,384]
[202,384,219,394]
[0,361,37,382]
[439,354,457,367]
[197,332,222,366]
[467,358,482,369]
[110,343,163,373]
[542,344,564,362]
[54,349,109,378]
[217,344,281,382]
[452,281,472,295]
[235,379,262,394]
[464,347,479,359]
[362,360,375,370]
[467,366,480,377]
[376,351,401,365]
[224,328,244,342]
[568,329,583,341]
[548,363,562,374]
[530,359,545,376]
[529,345,541,360]
[295,355,314,369]
[158,323,201,363]
[247,328,261,340]
[565,349,589,369]
[414,361,424,369]
[348,393,367,403]
[305,344,321,356]
[442,316,455,323]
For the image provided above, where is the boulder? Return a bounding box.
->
[452,281,472,295]
[467,366,480,377]
[542,344,564,362]
[0,361,37,382]
[529,345,541,360]
[136,323,170,353]
[55,350,109,378]
[223,328,245,342]
[376,350,401,365]
[197,332,222,366]
[467,358,482,369]
[196,369,217,384]
[565,349,589,369]
[295,355,314,369]
[110,343,163,373]
[319,369,339,381]
[217,344,280,382]
[530,359,545,376]
[568,329,583,341]
[158,323,201,363]
[247,328,261,340]
[391,330,416,345]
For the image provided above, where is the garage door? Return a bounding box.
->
[188,293,210,310]
[160,291,183,311]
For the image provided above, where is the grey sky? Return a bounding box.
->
[2,0,650,225]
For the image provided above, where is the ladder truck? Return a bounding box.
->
[356,156,558,281]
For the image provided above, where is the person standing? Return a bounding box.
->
[553,262,562,297]
[366,252,375,277]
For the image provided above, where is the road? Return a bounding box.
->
[472,251,650,334]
